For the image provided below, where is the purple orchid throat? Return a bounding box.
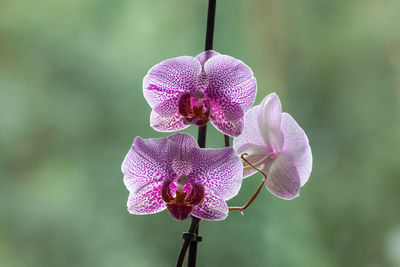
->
[143,50,257,137]
[178,91,210,126]
[122,133,243,221]
[161,178,205,220]
[233,93,312,200]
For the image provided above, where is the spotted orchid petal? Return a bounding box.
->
[209,100,244,137]
[232,93,312,199]
[192,187,229,221]
[143,51,257,137]
[188,147,242,200]
[204,55,257,136]
[196,50,220,66]
[127,181,166,214]
[204,55,257,120]
[143,56,201,131]
[150,109,189,132]
[122,136,178,194]
[122,133,243,220]
[143,56,201,111]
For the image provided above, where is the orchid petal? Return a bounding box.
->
[127,181,166,214]
[195,50,220,66]
[264,152,301,200]
[204,55,257,123]
[143,56,201,110]
[280,113,312,186]
[169,133,198,176]
[122,136,178,193]
[150,109,189,132]
[153,97,180,117]
[192,188,229,221]
[233,106,270,178]
[258,93,284,151]
[167,132,199,154]
[233,105,265,154]
[188,147,242,200]
[209,100,244,137]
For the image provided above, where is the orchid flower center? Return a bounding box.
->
[161,175,205,220]
[178,91,211,126]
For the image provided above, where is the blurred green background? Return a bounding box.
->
[1,0,400,266]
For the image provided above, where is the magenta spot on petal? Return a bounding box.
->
[147,84,179,96]
[147,84,160,91]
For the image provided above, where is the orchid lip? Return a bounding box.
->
[178,92,211,127]
[161,178,205,220]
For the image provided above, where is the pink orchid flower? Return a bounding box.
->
[233,93,312,199]
[143,50,257,137]
[122,133,242,220]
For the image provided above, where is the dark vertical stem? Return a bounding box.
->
[204,0,225,148]
[176,217,201,267]
[187,1,217,267]
[197,125,207,148]
[224,135,230,147]
[198,0,216,151]
[204,0,216,51]
[187,219,200,267]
